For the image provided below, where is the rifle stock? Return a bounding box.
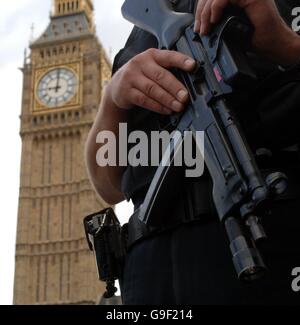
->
[121,0,193,49]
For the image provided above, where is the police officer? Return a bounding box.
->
[86,0,300,304]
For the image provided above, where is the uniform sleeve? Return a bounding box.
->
[111,26,158,76]
[112,27,138,76]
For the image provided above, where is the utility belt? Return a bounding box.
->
[126,196,214,250]
[84,148,300,296]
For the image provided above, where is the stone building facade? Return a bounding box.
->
[14,0,111,305]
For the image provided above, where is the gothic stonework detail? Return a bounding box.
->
[14,0,111,305]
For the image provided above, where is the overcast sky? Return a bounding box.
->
[0,0,133,305]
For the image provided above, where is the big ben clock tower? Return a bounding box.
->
[14,0,111,305]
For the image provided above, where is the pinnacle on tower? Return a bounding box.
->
[53,0,94,23]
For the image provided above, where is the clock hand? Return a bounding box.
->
[55,69,61,93]
[48,86,62,91]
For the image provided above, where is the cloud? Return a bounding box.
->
[0,0,133,67]
[94,0,133,58]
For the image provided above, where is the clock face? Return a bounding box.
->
[37,68,78,108]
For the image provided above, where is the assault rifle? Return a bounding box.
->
[122,0,288,281]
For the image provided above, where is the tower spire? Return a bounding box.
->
[29,23,35,43]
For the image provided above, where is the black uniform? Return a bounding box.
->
[113,0,300,305]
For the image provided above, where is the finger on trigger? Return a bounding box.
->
[195,0,207,32]
[211,0,228,23]
[200,0,213,35]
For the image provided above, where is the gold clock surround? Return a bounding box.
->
[33,62,82,113]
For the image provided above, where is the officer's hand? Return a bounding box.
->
[195,0,300,65]
[109,48,196,115]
